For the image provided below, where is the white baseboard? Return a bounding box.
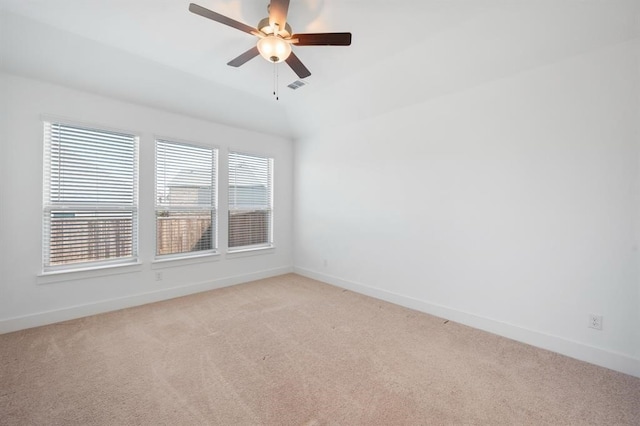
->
[294,267,640,379]
[0,266,294,334]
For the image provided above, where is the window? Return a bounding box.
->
[228,151,273,250]
[43,122,138,271]
[155,139,217,258]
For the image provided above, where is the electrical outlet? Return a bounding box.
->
[323,259,328,267]
[588,314,603,330]
[155,272,163,281]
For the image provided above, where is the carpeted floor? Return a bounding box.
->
[1,273,639,425]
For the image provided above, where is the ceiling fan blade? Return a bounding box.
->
[285,51,311,79]
[269,0,290,30]
[227,46,260,67]
[189,3,257,35]
[292,32,352,46]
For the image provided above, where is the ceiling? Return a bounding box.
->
[1,0,639,139]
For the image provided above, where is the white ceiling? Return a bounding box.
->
[1,0,639,139]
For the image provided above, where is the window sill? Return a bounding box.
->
[226,245,275,259]
[37,261,143,284]
[152,252,220,269]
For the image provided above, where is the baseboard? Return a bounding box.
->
[0,266,294,334]
[294,267,640,379]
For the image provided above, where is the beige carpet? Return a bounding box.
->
[1,273,639,425]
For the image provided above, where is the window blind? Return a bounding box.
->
[43,122,138,270]
[155,139,217,257]
[228,151,273,250]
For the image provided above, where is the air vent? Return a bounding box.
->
[287,80,308,90]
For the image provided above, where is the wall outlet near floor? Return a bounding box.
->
[323,259,328,267]
[588,314,603,330]
[155,272,163,281]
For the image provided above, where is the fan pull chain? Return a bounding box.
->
[271,62,280,101]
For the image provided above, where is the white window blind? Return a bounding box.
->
[43,122,138,270]
[228,151,273,250]
[155,139,217,257]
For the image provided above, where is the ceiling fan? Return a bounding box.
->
[189,0,352,79]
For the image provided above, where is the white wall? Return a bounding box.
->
[0,73,293,332]
[293,40,640,377]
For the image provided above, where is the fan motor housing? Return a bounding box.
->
[257,17,292,38]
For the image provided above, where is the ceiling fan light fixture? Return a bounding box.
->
[189,1,352,79]
[257,35,291,63]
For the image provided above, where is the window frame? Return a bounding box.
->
[154,138,219,260]
[42,119,139,273]
[227,150,274,253]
